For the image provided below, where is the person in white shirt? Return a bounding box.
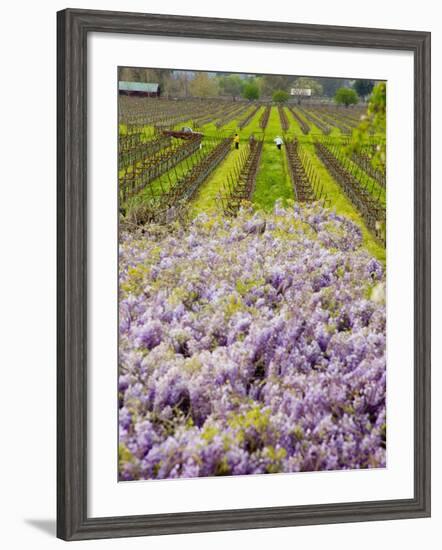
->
[274,136,284,150]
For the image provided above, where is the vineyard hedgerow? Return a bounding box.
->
[118,203,386,480]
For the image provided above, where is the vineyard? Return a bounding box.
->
[118,90,387,481]
[119,98,385,250]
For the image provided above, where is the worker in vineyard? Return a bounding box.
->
[233,133,240,150]
[274,136,284,150]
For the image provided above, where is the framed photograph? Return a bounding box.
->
[57,8,431,541]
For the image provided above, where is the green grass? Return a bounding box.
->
[191,105,294,215]
[302,108,342,138]
[191,146,247,216]
[273,106,386,260]
[337,152,386,205]
[252,107,294,210]
[190,106,268,215]
[301,142,386,262]
[195,105,264,140]
[238,106,266,137]
[119,123,155,139]
[285,107,341,141]
[123,138,219,211]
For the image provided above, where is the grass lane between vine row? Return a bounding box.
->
[120,106,385,261]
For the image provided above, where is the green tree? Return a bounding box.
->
[292,77,323,96]
[242,80,260,100]
[272,89,290,103]
[189,73,219,97]
[334,87,359,107]
[218,74,244,99]
[353,79,375,99]
[349,82,386,170]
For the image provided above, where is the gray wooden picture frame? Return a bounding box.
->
[57,8,431,541]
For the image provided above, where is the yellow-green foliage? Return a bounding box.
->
[265,446,287,473]
[228,406,271,437]
[235,277,265,296]
[201,425,219,443]
[350,83,386,170]
[223,294,245,318]
[119,443,136,471]
[121,264,150,294]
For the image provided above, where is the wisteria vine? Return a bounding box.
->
[118,203,386,480]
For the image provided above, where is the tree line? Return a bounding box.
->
[118,67,376,104]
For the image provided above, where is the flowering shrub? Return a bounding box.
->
[118,203,386,480]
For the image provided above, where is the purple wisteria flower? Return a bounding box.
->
[118,203,386,480]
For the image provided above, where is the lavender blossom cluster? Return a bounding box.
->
[119,203,386,480]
